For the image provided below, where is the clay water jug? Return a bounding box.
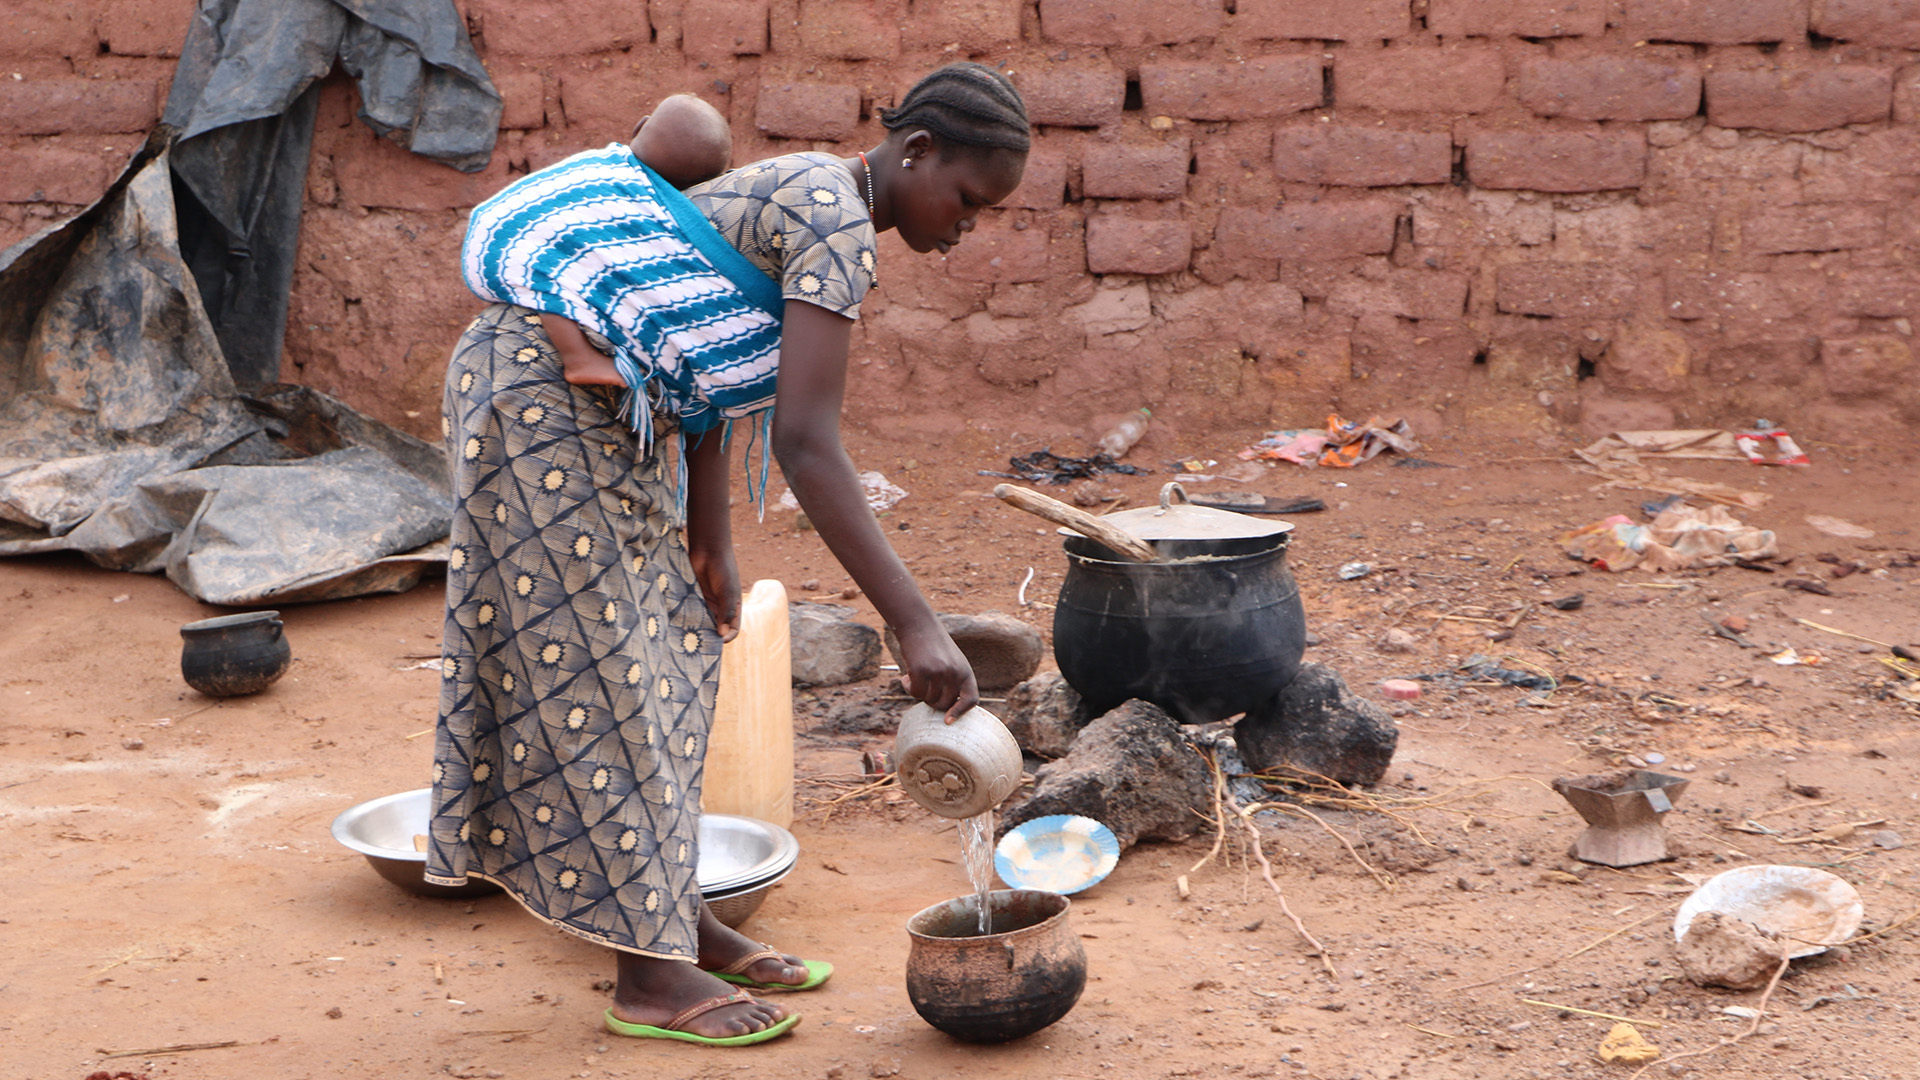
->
[905,889,1087,1042]
[704,579,794,826]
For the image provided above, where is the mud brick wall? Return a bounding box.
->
[7,0,1920,444]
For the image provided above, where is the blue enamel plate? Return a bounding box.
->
[994,814,1121,895]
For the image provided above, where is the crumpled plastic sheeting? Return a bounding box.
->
[1560,505,1779,573]
[165,0,501,385]
[0,150,450,606]
[169,0,500,169]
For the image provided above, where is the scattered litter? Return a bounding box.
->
[1240,414,1418,468]
[1781,578,1834,597]
[1547,594,1584,611]
[1571,433,1770,509]
[1805,515,1874,539]
[1596,1022,1661,1065]
[1560,505,1777,572]
[1736,422,1810,466]
[1096,407,1152,459]
[1242,429,1327,465]
[112,594,130,603]
[1458,654,1556,692]
[1391,457,1453,469]
[1869,830,1905,850]
[1338,562,1373,581]
[1722,1005,1761,1020]
[1767,648,1826,667]
[1585,429,1749,462]
[1380,679,1423,701]
[396,658,444,672]
[978,449,1147,486]
[780,471,908,512]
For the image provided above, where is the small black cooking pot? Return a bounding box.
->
[1051,484,1306,724]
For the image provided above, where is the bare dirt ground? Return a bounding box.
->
[5,424,1920,1080]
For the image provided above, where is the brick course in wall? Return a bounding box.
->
[7,0,1920,442]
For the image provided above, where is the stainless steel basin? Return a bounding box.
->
[331,789,798,901]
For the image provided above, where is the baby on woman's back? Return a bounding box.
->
[546,94,736,387]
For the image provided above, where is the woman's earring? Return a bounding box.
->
[901,158,913,169]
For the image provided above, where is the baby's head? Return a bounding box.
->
[629,94,732,189]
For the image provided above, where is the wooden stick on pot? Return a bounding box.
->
[992,484,1159,563]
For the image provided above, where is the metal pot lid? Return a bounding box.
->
[1061,482,1294,542]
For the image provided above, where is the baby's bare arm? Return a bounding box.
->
[545,314,626,386]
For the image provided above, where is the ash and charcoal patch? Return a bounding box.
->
[1184,726,1269,805]
[796,684,901,737]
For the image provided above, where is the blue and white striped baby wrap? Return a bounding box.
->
[462,144,785,449]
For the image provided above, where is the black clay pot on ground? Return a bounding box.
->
[180,611,292,696]
[1051,485,1306,724]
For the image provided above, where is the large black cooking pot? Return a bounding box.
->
[1051,484,1306,724]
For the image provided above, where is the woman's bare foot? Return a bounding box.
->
[695,902,811,987]
[609,953,788,1038]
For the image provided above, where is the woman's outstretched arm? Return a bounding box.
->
[771,299,978,719]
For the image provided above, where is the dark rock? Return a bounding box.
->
[1000,699,1212,849]
[1235,663,1399,786]
[885,611,1044,692]
[790,602,881,687]
[1000,672,1096,759]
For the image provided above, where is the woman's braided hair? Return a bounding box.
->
[879,62,1031,154]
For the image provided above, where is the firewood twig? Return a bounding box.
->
[1226,792,1338,980]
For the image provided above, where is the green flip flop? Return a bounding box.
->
[709,946,834,992]
[602,990,800,1046]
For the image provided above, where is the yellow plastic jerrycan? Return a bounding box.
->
[703,579,794,827]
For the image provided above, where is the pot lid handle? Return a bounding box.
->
[1157,482,1192,514]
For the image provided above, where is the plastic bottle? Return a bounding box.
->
[1096,407,1151,459]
